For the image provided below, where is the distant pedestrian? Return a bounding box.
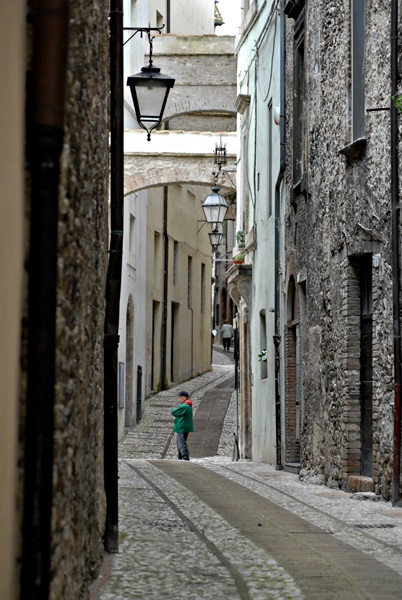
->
[171,391,194,460]
[221,320,234,351]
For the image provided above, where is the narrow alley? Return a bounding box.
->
[90,348,402,600]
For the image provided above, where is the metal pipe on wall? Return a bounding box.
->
[104,0,124,552]
[161,185,169,389]
[21,1,69,597]
[390,0,401,506]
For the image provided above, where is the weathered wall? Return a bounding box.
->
[285,0,399,498]
[49,1,109,595]
[234,0,282,463]
[145,183,212,396]
[19,1,110,597]
[151,34,237,124]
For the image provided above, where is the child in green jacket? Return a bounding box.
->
[171,391,194,460]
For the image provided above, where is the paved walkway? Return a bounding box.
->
[90,347,402,599]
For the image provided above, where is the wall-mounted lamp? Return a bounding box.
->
[125,26,175,140]
[202,185,228,225]
[214,137,227,169]
[209,225,224,249]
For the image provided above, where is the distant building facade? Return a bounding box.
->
[119,0,237,439]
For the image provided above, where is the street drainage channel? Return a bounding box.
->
[354,523,396,529]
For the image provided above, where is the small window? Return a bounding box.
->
[187,256,192,309]
[351,0,365,140]
[129,214,136,265]
[201,263,205,314]
[293,10,305,183]
[268,101,273,217]
[260,310,268,380]
[156,10,163,29]
[173,241,178,286]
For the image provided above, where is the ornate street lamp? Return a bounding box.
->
[125,26,175,140]
[214,137,227,169]
[209,225,224,250]
[202,185,228,225]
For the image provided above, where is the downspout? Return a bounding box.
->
[161,185,169,389]
[274,0,286,470]
[390,0,401,506]
[166,0,171,33]
[21,1,69,598]
[104,0,124,552]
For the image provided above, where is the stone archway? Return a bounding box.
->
[124,130,237,195]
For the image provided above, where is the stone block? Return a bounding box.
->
[347,476,374,493]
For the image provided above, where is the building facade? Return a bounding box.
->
[229,0,284,462]
[232,0,402,502]
[283,0,401,499]
[119,0,237,439]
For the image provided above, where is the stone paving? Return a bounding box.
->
[90,346,402,599]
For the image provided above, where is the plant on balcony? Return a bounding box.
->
[233,253,244,264]
[258,349,267,362]
[236,230,245,248]
[392,94,402,113]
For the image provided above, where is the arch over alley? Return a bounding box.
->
[124,130,237,195]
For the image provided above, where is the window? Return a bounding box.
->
[260,310,267,380]
[351,0,365,140]
[268,101,273,217]
[154,232,162,287]
[156,10,163,29]
[187,256,192,309]
[129,214,136,265]
[201,263,205,314]
[173,241,178,286]
[293,9,305,184]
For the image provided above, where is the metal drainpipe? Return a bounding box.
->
[161,185,169,389]
[390,0,401,506]
[167,0,171,33]
[21,1,69,598]
[274,0,286,470]
[104,0,124,552]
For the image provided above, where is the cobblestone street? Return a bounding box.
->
[90,347,402,599]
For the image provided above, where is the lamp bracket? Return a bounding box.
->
[123,25,165,67]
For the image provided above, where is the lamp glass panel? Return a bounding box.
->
[202,201,228,224]
[135,85,167,121]
[209,231,223,246]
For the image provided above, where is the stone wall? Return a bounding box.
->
[21,1,110,597]
[285,0,399,499]
[51,2,110,596]
[151,35,237,124]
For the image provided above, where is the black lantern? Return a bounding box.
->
[127,64,175,141]
[125,26,175,141]
[202,185,228,225]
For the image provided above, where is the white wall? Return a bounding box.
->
[118,189,148,439]
[237,0,281,463]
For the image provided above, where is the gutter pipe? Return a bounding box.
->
[21,1,69,598]
[390,0,401,506]
[161,185,168,389]
[104,0,124,551]
[274,0,286,470]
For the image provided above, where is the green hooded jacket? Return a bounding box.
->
[171,400,194,433]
